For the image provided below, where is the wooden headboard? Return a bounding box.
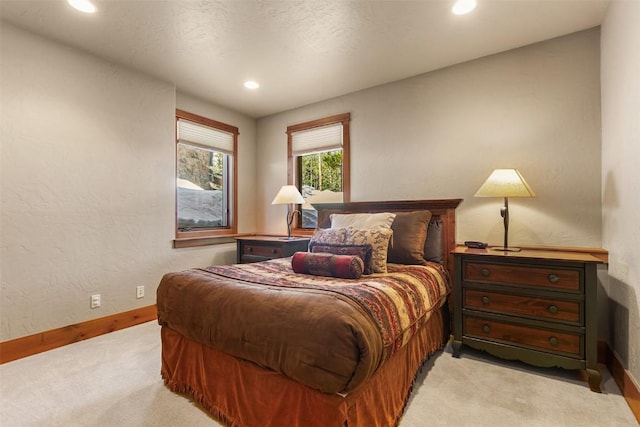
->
[312,199,462,279]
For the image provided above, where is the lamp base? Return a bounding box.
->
[490,246,522,252]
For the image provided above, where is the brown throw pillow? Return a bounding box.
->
[424,216,443,263]
[387,210,432,265]
[291,252,364,279]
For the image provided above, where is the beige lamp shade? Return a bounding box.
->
[271,185,305,205]
[475,169,536,198]
[272,185,305,239]
[474,169,535,252]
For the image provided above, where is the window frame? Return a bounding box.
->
[174,109,239,247]
[287,112,351,235]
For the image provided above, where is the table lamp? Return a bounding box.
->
[271,185,305,239]
[474,169,536,252]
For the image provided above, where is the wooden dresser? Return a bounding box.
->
[451,246,605,392]
[236,235,310,264]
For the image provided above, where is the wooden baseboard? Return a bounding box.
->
[0,305,157,364]
[602,340,640,424]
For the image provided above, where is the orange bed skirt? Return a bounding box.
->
[161,307,446,427]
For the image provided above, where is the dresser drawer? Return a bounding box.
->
[464,289,581,323]
[464,316,582,357]
[242,244,282,258]
[464,262,580,291]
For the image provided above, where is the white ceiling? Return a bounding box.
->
[1,0,610,118]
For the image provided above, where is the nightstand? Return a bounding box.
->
[236,235,310,264]
[451,246,605,392]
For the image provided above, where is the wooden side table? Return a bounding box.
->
[236,235,310,264]
[451,246,605,392]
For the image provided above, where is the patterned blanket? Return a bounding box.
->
[203,258,450,361]
[158,257,451,393]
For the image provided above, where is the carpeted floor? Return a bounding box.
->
[1,321,637,426]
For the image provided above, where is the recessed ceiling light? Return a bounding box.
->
[68,0,97,14]
[244,81,260,90]
[452,0,477,15]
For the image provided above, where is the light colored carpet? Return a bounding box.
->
[1,321,637,427]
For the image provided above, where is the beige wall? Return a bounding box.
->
[0,24,255,341]
[257,28,602,252]
[601,0,640,387]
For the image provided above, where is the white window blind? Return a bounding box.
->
[291,123,342,156]
[177,118,234,155]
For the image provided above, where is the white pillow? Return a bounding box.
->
[330,212,396,230]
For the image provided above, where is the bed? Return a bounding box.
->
[157,198,462,427]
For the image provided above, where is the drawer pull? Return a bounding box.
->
[548,305,559,314]
[481,268,491,277]
[549,336,559,346]
[482,324,491,333]
[272,249,277,254]
[481,296,490,304]
[247,247,253,252]
[548,274,559,283]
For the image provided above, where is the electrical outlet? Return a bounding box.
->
[90,294,101,309]
[136,286,144,299]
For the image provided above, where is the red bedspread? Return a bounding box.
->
[156,258,450,394]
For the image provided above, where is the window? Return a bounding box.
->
[287,113,351,231]
[175,109,238,244]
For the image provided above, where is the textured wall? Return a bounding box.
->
[0,25,255,341]
[601,0,640,389]
[257,28,602,251]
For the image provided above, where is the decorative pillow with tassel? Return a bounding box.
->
[291,252,364,279]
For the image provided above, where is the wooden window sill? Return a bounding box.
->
[173,234,252,249]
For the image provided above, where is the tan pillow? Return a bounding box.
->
[330,212,396,229]
[387,210,432,265]
[344,227,393,273]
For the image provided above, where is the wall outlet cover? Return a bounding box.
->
[90,294,101,308]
